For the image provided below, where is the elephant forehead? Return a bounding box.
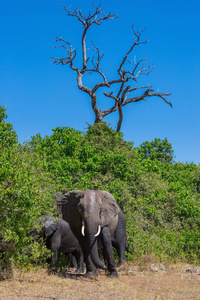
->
[80,190,97,212]
[88,191,96,211]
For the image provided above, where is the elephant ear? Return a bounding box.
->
[98,191,121,226]
[61,191,84,219]
[44,215,54,227]
[45,221,59,238]
[61,190,84,236]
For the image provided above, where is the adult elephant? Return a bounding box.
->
[59,190,128,278]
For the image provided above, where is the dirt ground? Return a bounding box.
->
[0,262,200,300]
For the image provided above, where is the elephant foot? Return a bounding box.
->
[48,267,57,275]
[76,267,85,274]
[109,270,119,279]
[84,271,98,278]
[117,261,127,271]
[71,267,77,271]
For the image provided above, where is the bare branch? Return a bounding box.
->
[100,87,172,132]
[116,101,123,132]
[88,3,118,24]
[51,37,78,72]
[91,41,104,70]
[123,88,172,107]
[104,92,118,101]
[128,85,151,93]
[61,5,87,26]
[147,92,173,107]
[121,85,131,102]
[61,4,117,73]
[62,4,118,26]
[118,25,148,76]
[117,81,126,99]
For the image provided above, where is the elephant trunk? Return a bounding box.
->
[89,236,107,270]
[84,223,106,270]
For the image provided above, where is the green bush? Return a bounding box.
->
[0,144,57,267]
[0,106,18,147]
[0,107,58,268]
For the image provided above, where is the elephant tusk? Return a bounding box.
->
[81,225,85,236]
[94,225,101,237]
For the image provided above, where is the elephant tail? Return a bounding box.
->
[45,221,59,238]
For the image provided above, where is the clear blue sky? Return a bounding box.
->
[1,0,200,164]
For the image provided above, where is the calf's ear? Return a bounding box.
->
[45,222,59,238]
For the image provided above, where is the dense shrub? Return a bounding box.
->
[0,107,57,268]
[135,137,174,163]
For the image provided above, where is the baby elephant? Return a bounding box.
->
[43,216,84,273]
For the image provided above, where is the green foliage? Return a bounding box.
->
[0,143,56,267]
[29,127,84,189]
[0,108,58,268]
[0,106,18,148]
[1,108,200,268]
[194,164,200,193]
[136,137,174,163]
[85,122,134,152]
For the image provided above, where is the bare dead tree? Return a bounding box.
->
[51,4,172,132]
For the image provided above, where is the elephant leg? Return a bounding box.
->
[73,249,84,273]
[113,211,127,267]
[65,253,77,270]
[81,236,98,277]
[51,251,58,272]
[50,235,61,272]
[101,225,119,278]
[71,253,78,270]
[84,256,97,277]
[112,241,126,268]
[102,247,108,268]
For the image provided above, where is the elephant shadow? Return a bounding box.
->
[49,268,85,279]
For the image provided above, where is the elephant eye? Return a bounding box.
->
[99,208,103,219]
[78,203,84,215]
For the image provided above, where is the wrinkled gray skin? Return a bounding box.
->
[59,190,128,278]
[43,216,84,273]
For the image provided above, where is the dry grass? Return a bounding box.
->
[0,262,200,300]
